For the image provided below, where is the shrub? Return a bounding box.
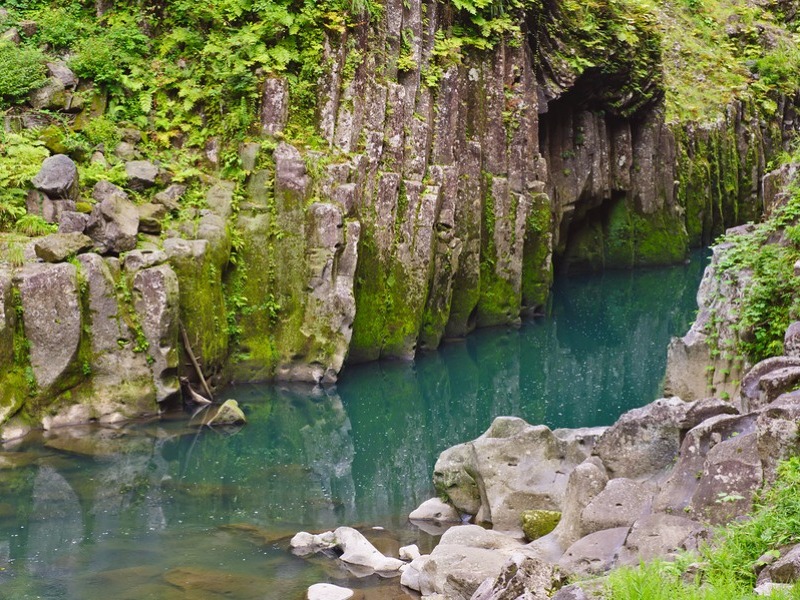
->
[0,42,47,104]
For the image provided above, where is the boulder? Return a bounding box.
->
[31,154,79,200]
[1,28,20,44]
[307,583,353,600]
[240,142,261,172]
[740,357,800,412]
[136,203,166,234]
[205,400,247,426]
[26,189,76,224]
[153,184,186,211]
[654,413,757,515]
[399,544,421,561]
[550,584,591,600]
[784,322,800,357]
[618,513,706,564]
[114,142,138,161]
[579,478,654,536]
[434,417,602,532]
[18,19,36,36]
[122,249,167,274]
[274,142,310,198]
[535,457,608,556]
[763,545,800,584]
[46,61,77,88]
[290,531,337,556]
[86,182,139,254]
[125,160,159,191]
[757,392,800,483]
[333,526,404,572]
[29,78,66,110]
[0,269,13,369]
[57,211,89,234]
[592,397,732,480]
[470,554,554,600]
[401,525,533,599]
[75,253,155,416]
[132,265,180,402]
[409,498,461,523]
[34,233,93,263]
[558,527,629,578]
[16,263,81,390]
[690,430,763,525]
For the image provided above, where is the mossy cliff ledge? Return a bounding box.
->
[1,0,800,433]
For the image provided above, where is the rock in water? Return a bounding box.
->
[409,497,461,523]
[307,583,354,600]
[207,400,247,426]
[31,154,79,200]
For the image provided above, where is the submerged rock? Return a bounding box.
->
[409,497,461,523]
[307,583,354,600]
[291,526,404,573]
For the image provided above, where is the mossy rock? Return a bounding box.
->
[521,509,561,541]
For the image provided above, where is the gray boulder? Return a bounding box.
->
[57,211,89,234]
[27,189,76,224]
[618,513,706,565]
[401,525,535,599]
[31,154,79,200]
[86,182,139,254]
[740,357,800,412]
[206,181,235,219]
[34,233,93,263]
[1,28,20,44]
[535,457,608,556]
[29,78,66,110]
[136,203,166,234]
[580,478,654,536]
[470,554,553,600]
[784,322,800,357]
[409,497,461,523]
[16,263,81,390]
[434,417,603,533]
[125,160,159,190]
[558,527,629,578]
[46,62,77,88]
[550,584,591,600]
[757,391,800,484]
[592,397,733,480]
[122,249,167,274]
[763,545,800,584]
[153,184,186,211]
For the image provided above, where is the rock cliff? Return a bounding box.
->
[1,0,799,432]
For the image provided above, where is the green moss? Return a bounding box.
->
[521,509,561,541]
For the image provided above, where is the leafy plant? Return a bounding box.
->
[0,42,47,104]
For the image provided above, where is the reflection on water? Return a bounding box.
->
[0,252,706,599]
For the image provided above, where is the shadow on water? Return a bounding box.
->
[0,250,708,599]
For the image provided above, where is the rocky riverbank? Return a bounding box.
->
[289,192,800,597]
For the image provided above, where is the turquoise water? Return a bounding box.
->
[0,252,706,599]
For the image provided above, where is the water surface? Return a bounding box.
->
[0,252,707,599]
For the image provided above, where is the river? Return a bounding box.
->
[0,251,707,599]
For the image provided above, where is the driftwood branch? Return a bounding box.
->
[179,321,214,401]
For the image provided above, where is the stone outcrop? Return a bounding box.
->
[433,417,605,534]
[417,370,800,594]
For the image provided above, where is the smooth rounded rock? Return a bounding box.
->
[307,583,353,600]
[31,154,78,200]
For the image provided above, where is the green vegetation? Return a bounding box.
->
[711,168,800,363]
[603,457,800,599]
[0,42,47,102]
